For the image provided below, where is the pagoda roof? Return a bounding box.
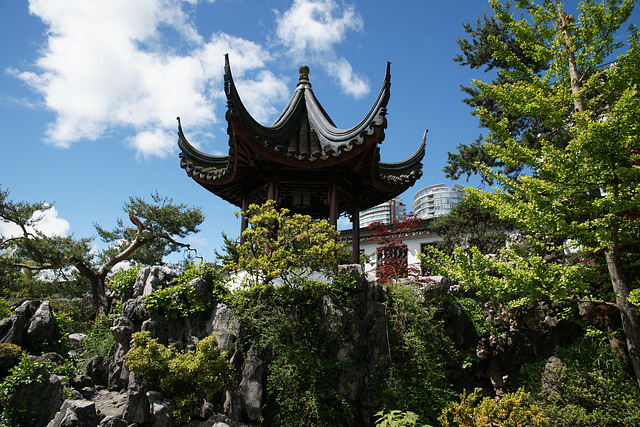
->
[178,55,426,213]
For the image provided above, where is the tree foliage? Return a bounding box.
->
[446,1,550,183]
[429,197,515,255]
[234,201,342,286]
[424,0,640,385]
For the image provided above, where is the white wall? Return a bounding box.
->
[361,233,441,273]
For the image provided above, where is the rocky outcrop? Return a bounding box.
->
[8,366,63,427]
[0,300,56,351]
[0,264,588,426]
[47,399,98,427]
[471,300,583,394]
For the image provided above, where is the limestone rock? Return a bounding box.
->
[7,366,63,427]
[0,300,56,351]
[147,390,174,427]
[47,399,98,427]
[133,266,175,297]
[85,355,110,387]
[68,333,87,350]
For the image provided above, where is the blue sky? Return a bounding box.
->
[1,0,638,261]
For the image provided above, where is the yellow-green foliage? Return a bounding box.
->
[439,388,549,427]
[235,201,343,286]
[125,331,235,425]
[0,343,21,361]
[375,409,431,427]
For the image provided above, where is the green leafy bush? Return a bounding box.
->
[514,333,640,426]
[0,299,11,320]
[375,409,432,426]
[49,298,94,333]
[125,331,235,425]
[108,265,140,300]
[81,315,116,358]
[143,262,228,318]
[0,352,77,426]
[235,201,343,286]
[380,283,454,424]
[231,282,352,426]
[439,388,549,427]
[456,297,496,338]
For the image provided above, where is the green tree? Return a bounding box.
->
[422,0,640,385]
[214,231,240,267]
[429,197,515,255]
[446,1,550,184]
[1,188,204,315]
[234,200,342,286]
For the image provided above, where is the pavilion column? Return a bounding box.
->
[266,175,278,255]
[352,201,360,264]
[329,177,338,227]
[240,194,249,244]
[268,175,278,202]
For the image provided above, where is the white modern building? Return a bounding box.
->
[413,184,464,219]
[359,198,406,228]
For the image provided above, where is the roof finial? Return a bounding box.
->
[298,65,310,86]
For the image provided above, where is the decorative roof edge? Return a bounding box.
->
[223,54,392,159]
[375,130,427,186]
[177,117,235,183]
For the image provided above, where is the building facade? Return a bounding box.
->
[359,198,406,228]
[413,184,464,219]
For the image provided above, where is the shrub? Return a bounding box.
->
[0,299,10,320]
[49,297,94,333]
[380,283,454,424]
[109,265,140,300]
[125,331,235,425]
[513,332,640,426]
[81,315,116,359]
[231,282,352,426]
[143,262,228,319]
[439,388,549,427]
[375,409,432,426]
[235,201,342,286]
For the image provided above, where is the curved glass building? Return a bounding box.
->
[360,198,406,228]
[413,184,464,219]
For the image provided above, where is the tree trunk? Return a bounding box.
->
[554,0,585,113]
[75,261,110,316]
[91,276,110,317]
[605,240,640,388]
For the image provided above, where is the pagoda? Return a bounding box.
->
[178,55,426,262]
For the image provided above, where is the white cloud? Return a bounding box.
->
[275,0,362,56]
[234,71,290,124]
[0,204,70,239]
[11,0,370,158]
[275,0,369,98]
[326,59,369,98]
[14,0,287,158]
